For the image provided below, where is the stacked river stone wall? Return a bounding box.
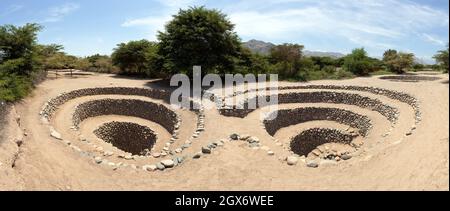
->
[379,75,441,82]
[220,91,398,123]
[94,121,157,156]
[290,128,354,157]
[217,84,421,124]
[264,107,372,137]
[73,99,178,133]
[41,87,171,120]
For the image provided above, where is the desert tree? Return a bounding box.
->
[157,6,241,76]
[343,48,374,76]
[383,49,414,73]
[111,39,159,76]
[433,44,449,73]
[269,43,304,78]
[0,23,42,75]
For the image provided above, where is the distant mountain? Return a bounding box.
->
[242,39,275,55]
[303,50,345,59]
[242,39,346,58]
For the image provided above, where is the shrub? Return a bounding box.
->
[383,49,415,74]
[0,23,43,101]
[343,48,374,76]
[82,55,118,73]
[0,23,43,75]
[433,44,449,73]
[0,73,32,101]
[111,40,160,76]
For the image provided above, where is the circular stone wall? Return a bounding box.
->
[212,84,421,123]
[94,121,157,155]
[41,87,201,121]
[290,128,354,157]
[72,99,178,133]
[264,107,372,137]
[220,91,398,122]
[41,87,171,120]
[379,75,441,82]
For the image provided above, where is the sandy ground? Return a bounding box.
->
[0,71,448,191]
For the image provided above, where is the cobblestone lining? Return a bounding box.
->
[214,85,421,124]
[41,87,170,120]
[290,128,354,157]
[72,99,178,133]
[220,91,398,123]
[40,87,199,121]
[94,121,157,156]
[264,107,372,137]
[379,75,442,82]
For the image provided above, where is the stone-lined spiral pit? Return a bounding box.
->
[35,85,212,172]
[41,87,170,120]
[290,128,354,157]
[72,98,178,133]
[41,87,201,121]
[219,91,398,123]
[379,75,441,82]
[211,84,422,128]
[94,121,157,155]
[264,107,372,137]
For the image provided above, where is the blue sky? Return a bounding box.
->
[1,0,448,63]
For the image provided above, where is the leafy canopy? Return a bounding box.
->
[343,48,377,76]
[0,23,42,75]
[383,49,415,73]
[157,6,241,75]
[111,39,159,76]
[433,44,449,73]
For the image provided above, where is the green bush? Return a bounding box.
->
[382,49,415,73]
[412,63,425,72]
[82,55,118,73]
[295,68,354,81]
[322,65,337,74]
[0,58,27,74]
[433,44,449,73]
[343,48,377,76]
[112,40,160,77]
[0,23,43,101]
[0,73,32,101]
[331,69,355,79]
[0,23,43,75]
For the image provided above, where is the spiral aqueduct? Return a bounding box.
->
[38,74,441,171]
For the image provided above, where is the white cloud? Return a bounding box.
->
[43,3,80,23]
[121,0,199,39]
[1,4,24,16]
[121,16,171,27]
[120,0,448,55]
[121,15,172,40]
[422,33,446,46]
[229,0,447,40]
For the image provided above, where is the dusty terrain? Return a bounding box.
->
[0,71,448,191]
